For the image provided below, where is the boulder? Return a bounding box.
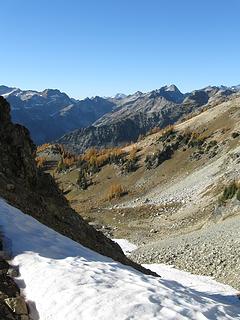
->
[4,296,28,315]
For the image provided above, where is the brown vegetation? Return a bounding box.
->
[36,156,47,168]
[160,124,175,137]
[36,143,52,153]
[107,183,127,200]
[148,126,162,135]
[218,180,240,205]
[80,147,125,168]
[129,146,138,160]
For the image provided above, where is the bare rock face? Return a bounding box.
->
[0,96,38,186]
[4,296,28,315]
[0,97,11,125]
[0,96,156,277]
[0,238,29,320]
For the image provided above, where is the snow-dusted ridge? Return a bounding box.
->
[0,199,239,320]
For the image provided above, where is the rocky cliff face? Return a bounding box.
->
[0,96,155,276]
[0,97,37,186]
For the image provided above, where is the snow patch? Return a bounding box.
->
[112,239,137,255]
[0,199,239,320]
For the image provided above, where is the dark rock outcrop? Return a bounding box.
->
[0,96,156,276]
[0,238,30,320]
[0,97,37,186]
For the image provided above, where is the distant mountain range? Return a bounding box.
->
[57,85,239,153]
[1,84,239,151]
[0,85,115,144]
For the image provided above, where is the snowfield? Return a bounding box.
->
[112,238,138,255]
[0,199,239,320]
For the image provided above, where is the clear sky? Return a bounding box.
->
[1,0,240,98]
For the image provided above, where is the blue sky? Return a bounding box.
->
[1,0,240,98]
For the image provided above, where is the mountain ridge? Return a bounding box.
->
[58,85,239,153]
[1,84,240,151]
[0,85,115,144]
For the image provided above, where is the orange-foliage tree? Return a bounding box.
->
[107,183,126,200]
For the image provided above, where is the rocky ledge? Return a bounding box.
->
[0,238,29,320]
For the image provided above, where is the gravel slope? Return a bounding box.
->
[131,215,240,290]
